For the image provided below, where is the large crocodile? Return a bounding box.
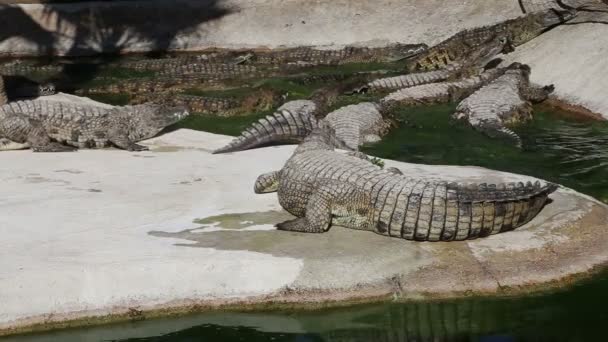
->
[405,8,575,72]
[254,128,558,241]
[453,63,554,146]
[0,100,189,152]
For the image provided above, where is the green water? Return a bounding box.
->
[5,271,607,342]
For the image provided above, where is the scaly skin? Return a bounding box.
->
[453,64,554,147]
[406,9,575,72]
[255,129,558,241]
[0,100,189,152]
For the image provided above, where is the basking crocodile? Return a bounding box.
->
[213,100,392,154]
[116,51,252,71]
[0,62,63,77]
[130,89,282,117]
[254,128,558,241]
[0,100,189,152]
[380,65,511,106]
[253,44,428,66]
[406,8,575,72]
[453,63,554,147]
[75,76,216,95]
[158,63,263,79]
[356,34,513,94]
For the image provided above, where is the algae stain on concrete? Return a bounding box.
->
[193,210,293,229]
[149,210,436,288]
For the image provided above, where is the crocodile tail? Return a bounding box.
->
[213,101,319,154]
[451,181,558,238]
[478,125,523,148]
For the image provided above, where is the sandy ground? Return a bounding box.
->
[0,120,607,335]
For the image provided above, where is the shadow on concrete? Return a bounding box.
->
[0,0,232,85]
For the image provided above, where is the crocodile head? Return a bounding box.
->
[128,104,190,141]
[37,83,56,96]
[384,43,429,62]
[508,9,576,46]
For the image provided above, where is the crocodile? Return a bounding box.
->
[116,51,253,72]
[252,44,428,66]
[0,62,63,77]
[452,63,554,147]
[75,76,217,96]
[213,99,392,154]
[405,8,575,72]
[157,63,264,79]
[130,89,282,117]
[0,100,189,152]
[254,128,558,241]
[355,34,513,94]
[213,81,366,153]
[380,65,511,107]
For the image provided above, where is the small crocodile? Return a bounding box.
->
[0,100,189,152]
[116,51,252,71]
[380,65,510,106]
[405,9,575,72]
[75,76,216,96]
[130,89,282,117]
[252,44,428,66]
[213,99,392,154]
[356,34,513,94]
[452,63,554,147]
[254,128,558,241]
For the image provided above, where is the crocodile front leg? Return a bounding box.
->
[277,181,372,233]
[108,127,149,151]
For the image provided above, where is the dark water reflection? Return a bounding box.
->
[5,271,607,342]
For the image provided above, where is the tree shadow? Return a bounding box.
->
[0,0,232,87]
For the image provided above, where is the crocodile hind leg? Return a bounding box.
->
[0,115,75,152]
[276,181,371,233]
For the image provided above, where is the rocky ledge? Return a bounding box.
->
[0,123,606,336]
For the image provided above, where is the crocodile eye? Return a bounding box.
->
[499,37,507,44]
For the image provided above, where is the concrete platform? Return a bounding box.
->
[0,128,607,336]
